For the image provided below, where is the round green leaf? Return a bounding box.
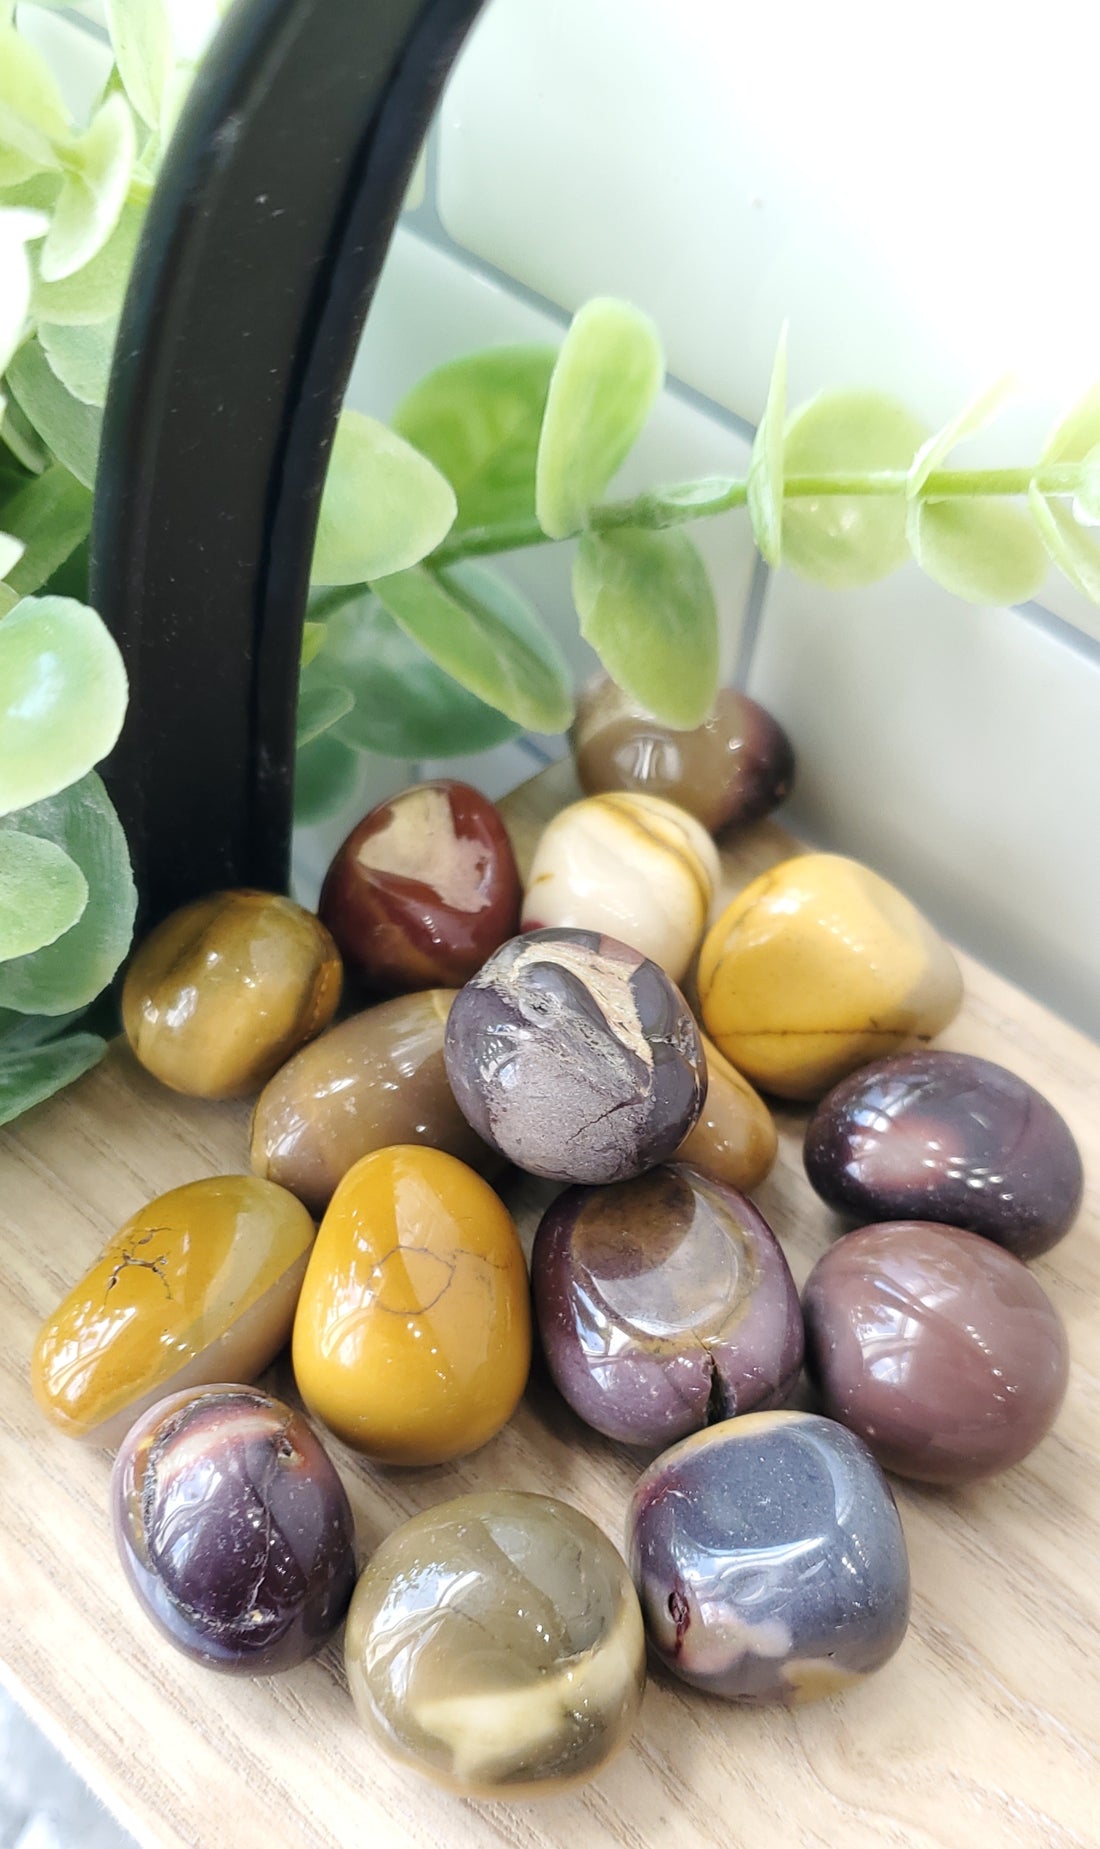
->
[746,324,787,565]
[313,410,457,585]
[39,93,136,284]
[293,732,360,827]
[1,206,49,373]
[392,345,557,534]
[1042,383,1100,465]
[372,561,574,734]
[1028,485,1100,603]
[0,27,68,187]
[0,829,87,958]
[300,619,327,668]
[782,391,928,587]
[572,527,718,729]
[0,594,126,814]
[316,587,521,758]
[5,338,101,486]
[907,497,1047,606]
[32,200,143,326]
[105,0,174,128]
[908,377,1014,495]
[296,670,353,747]
[0,770,136,1013]
[536,298,664,539]
[38,317,118,406]
[0,1029,106,1127]
[2,466,93,598]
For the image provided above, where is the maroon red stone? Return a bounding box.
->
[319,779,521,993]
[802,1222,1069,1484]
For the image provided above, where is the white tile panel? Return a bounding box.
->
[749,564,1100,1037]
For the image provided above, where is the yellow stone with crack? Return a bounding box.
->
[292,1145,530,1463]
[697,853,963,1100]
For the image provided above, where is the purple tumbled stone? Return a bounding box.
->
[532,1165,803,1446]
[804,1050,1083,1260]
[112,1384,356,1673]
[444,928,706,1185]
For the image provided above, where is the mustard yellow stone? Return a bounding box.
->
[122,889,342,1099]
[292,1146,531,1465]
[31,1176,316,1446]
[697,853,963,1100]
[676,1035,778,1191]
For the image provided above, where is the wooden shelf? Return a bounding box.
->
[2,760,1097,1849]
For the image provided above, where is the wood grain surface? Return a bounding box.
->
[1,760,1097,1849]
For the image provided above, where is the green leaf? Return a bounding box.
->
[908,377,1014,495]
[5,338,101,486]
[1042,383,1100,465]
[1074,443,1100,528]
[300,619,326,668]
[32,199,143,325]
[907,497,1047,606]
[0,1003,93,1050]
[392,344,557,534]
[293,732,360,827]
[535,298,664,539]
[39,92,136,283]
[2,465,92,595]
[1,204,49,372]
[0,584,17,617]
[372,560,574,734]
[1028,486,1100,603]
[0,27,68,187]
[0,528,23,576]
[0,594,127,814]
[782,391,928,588]
[572,527,718,728]
[38,316,118,406]
[314,586,521,758]
[0,829,87,958]
[0,1029,106,1127]
[105,0,173,128]
[296,669,353,747]
[1,395,49,472]
[313,410,457,585]
[0,771,136,1013]
[746,323,787,565]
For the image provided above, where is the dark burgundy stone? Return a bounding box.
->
[627,1411,910,1703]
[443,928,706,1185]
[802,1221,1070,1484]
[319,779,521,993]
[804,1050,1083,1261]
[112,1385,356,1673]
[532,1165,803,1446]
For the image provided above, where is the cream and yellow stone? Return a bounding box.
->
[698,853,962,1100]
[521,791,720,981]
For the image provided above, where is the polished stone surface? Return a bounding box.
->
[533,1165,802,1446]
[521,791,719,981]
[628,1410,910,1704]
[444,927,706,1184]
[345,1491,645,1796]
[804,1050,1084,1260]
[675,1033,777,1192]
[32,1177,315,1447]
[698,853,963,1099]
[250,988,496,1215]
[112,1386,355,1674]
[292,1145,530,1464]
[122,890,341,1099]
[802,1221,1070,1483]
[319,779,520,993]
[572,677,794,835]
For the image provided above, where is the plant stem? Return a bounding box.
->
[433,463,1085,564]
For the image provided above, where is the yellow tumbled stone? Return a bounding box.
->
[697,853,962,1100]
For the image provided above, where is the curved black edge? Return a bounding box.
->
[91,0,486,925]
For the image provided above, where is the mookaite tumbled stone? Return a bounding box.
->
[319,779,520,993]
[122,889,341,1098]
[572,676,794,835]
[804,1050,1083,1260]
[698,853,962,1099]
[628,1411,910,1704]
[521,791,719,982]
[802,1221,1070,1483]
[32,1176,315,1447]
[250,989,496,1215]
[112,1385,355,1673]
[675,1033,777,1192]
[345,1491,646,1796]
[292,1145,530,1464]
[444,927,706,1184]
[532,1165,803,1446]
